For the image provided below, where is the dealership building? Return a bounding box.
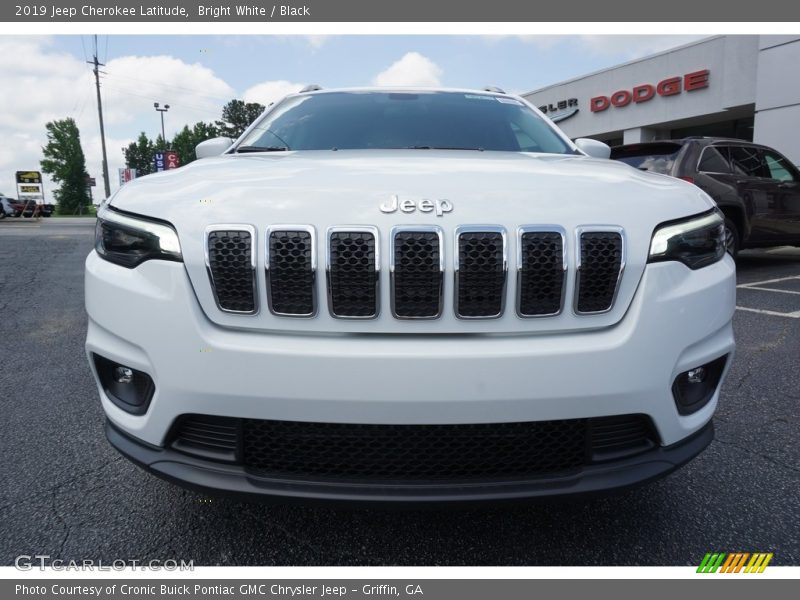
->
[523,35,800,166]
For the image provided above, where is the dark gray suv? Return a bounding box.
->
[611,137,800,256]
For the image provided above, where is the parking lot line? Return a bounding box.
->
[739,286,800,295]
[736,306,800,318]
[737,275,800,288]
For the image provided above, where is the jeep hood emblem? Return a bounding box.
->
[380,195,453,216]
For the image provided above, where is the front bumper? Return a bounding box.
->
[107,418,714,504]
[86,251,735,500]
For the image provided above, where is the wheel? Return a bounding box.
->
[723,217,740,258]
[0,211,5,220]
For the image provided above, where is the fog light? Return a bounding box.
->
[114,366,134,384]
[672,355,728,415]
[687,367,706,384]
[92,354,155,415]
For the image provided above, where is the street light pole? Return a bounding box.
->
[154,102,170,149]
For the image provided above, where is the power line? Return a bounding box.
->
[103,71,233,101]
[100,83,223,119]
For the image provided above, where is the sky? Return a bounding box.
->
[0,34,708,201]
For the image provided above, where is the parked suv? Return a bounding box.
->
[610,138,800,256]
[86,88,735,503]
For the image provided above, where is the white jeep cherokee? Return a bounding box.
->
[86,88,735,503]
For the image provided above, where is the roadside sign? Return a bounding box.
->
[85,176,97,187]
[153,150,180,172]
[15,170,44,201]
[16,171,41,184]
[118,168,137,186]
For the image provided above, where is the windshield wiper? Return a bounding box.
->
[235,145,289,153]
[405,145,484,151]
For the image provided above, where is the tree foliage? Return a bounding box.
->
[122,98,263,173]
[123,132,157,176]
[171,122,219,166]
[39,118,90,212]
[215,99,266,139]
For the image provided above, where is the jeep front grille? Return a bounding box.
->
[205,227,257,314]
[390,227,444,319]
[327,228,379,318]
[266,227,316,317]
[204,224,627,320]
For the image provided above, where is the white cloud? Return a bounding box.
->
[484,35,709,60]
[101,55,234,129]
[242,80,305,107]
[0,37,234,199]
[372,52,443,87]
[304,35,330,49]
[576,35,709,59]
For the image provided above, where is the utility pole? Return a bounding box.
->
[88,35,111,199]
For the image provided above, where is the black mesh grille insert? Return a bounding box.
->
[268,229,315,316]
[243,418,588,481]
[518,231,565,316]
[589,415,658,462]
[456,231,505,317]
[328,231,378,317]
[577,231,623,313]
[207,230,255,313]
[392,230,442,319]
[168,414,658,482]
[171,415,239,462]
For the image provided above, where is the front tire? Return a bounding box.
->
[724,218,740,258]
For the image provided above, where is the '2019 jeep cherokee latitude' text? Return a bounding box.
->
[86,88,735,503]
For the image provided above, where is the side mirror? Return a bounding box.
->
[574,138,611,160]
[196,137,234,159]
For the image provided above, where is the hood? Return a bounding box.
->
[110,150,714,335]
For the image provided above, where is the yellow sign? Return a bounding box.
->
[16,170,42,184]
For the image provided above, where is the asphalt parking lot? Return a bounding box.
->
[0,217,798,566]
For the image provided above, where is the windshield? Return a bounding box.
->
[236,91,574,154]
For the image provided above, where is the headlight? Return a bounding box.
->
[648,210,726,270]
[95,207,182,268]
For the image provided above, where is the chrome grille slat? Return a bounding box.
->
[327,227,380,319]
[266,225,317,317]
[205,225,257,314]
[575,227,625,315]
[390,226,444,319]
[517,226,567,317]
[454,226,507,319]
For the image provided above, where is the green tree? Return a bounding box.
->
[171,121,219,166]
[215,99,265,138]
[123,132,156,176]
[39,118,90,213]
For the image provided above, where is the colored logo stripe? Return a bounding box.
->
[745,553,773,573]
[697,552,773,573]
[697,553,726,573]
